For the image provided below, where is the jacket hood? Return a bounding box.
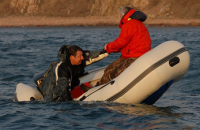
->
[119,9,147,28]
[57,44,71,62]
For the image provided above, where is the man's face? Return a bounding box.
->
[120,12,124,18]
[70,50,84,65]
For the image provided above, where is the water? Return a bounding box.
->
[0,26,200,129]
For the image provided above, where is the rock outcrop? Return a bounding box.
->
[0,0,200,27]
[0,0,197,19]
[10,0,41,14]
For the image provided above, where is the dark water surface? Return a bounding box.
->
[0,26,200,129]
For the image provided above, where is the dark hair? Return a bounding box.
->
[68,45,83,57]
[119,7,133,16]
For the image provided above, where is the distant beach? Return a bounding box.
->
[0,16,200,27]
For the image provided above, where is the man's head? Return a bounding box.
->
[68,45,84,65]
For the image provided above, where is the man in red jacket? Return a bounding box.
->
[96,7,152,86]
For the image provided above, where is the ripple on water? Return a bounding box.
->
[0,27,200,129]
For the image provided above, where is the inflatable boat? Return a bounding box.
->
[14,41,190,105]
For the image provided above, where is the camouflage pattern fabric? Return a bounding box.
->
[96,57,137,86]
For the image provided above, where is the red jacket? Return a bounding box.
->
[107,9,151,58]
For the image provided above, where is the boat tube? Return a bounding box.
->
[14,41,190,105]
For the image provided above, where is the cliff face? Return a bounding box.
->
[1,0,200,20]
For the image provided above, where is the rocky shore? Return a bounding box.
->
[0,16,200,27]
[0,0,200,27]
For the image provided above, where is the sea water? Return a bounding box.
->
[0,26,200,129]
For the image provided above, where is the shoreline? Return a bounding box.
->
[0,16,200,27]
